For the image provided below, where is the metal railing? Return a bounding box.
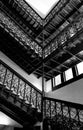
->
[0,60,42,112]
[43,97,83,130]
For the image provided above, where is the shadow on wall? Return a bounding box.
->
[0,125,14,130]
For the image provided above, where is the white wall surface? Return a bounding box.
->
[0,111,22,127]
[45,79,52,92]
[46,78,83,104]
[0,51,42,91]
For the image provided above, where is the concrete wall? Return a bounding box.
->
[46,78,83,104]
[0,51,42,91]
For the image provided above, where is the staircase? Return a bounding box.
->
[1,59,83,130]
[0,60,42,129]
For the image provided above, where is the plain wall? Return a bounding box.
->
[46,78,83,104]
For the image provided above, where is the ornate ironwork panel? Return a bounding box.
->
[11,74,19,95]
[0,64,6,84]
[44,14,83,58]
[31,88,37,108]
[4,69,13,90]
[25,84,31,104]
[0,11,42,57]
[45,100,51,117]
[79,110,83,123]
[51,101,56,118]
[63,105,69,118]
[0,61,42,112]
[43,98,83,130]
[18,79,25,99]
[37,93,42,112]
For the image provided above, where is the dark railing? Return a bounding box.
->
[0,60,42,112]
[44,13,83,58]
[43,97,83,130]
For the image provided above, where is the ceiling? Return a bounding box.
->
[0,0,83,81]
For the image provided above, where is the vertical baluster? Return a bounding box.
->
[30,86,32,105]
[44,99,46,118]
[3,68,7,85]
[11,74,19,95]
[17,78,20,96]
[50,100,51,119]
[0,64,6,85]
[25,84,31,104]
[68,107,72,130]
[36,91,37,109]
[10,73,14,91]
[61,103,64,129]
[55,101,57,123]
[77,109,80,129]
[18,79,25,99]
[23,83,26,100]
[4,69,13,90]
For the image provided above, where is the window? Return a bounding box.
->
[55,74,61,86]
[77,61,83,75]
[65,68,73,81]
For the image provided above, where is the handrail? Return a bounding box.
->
[0,59,42,112]
[44,97,83,110]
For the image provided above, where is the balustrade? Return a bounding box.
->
[43,97,83,130]
[0,10,42,57]
[0,60,42,112]
[44,14,83,58]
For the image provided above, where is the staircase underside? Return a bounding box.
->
[0,84,42,128]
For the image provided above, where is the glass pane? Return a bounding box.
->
[77,61,83,75]
[55,74,61,86]
[65,68,73,81]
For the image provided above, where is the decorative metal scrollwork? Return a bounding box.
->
[11,74,19,95]
[18,79,25,99]
[44,98,83,130]
[4,70,13,90]
[0,61,42,112]
[31,88,36,107]
[0,64,6,84]
[25,84,31,104]
[44,14,83,58]
[0,11,42,57]
[37,93,42,112]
